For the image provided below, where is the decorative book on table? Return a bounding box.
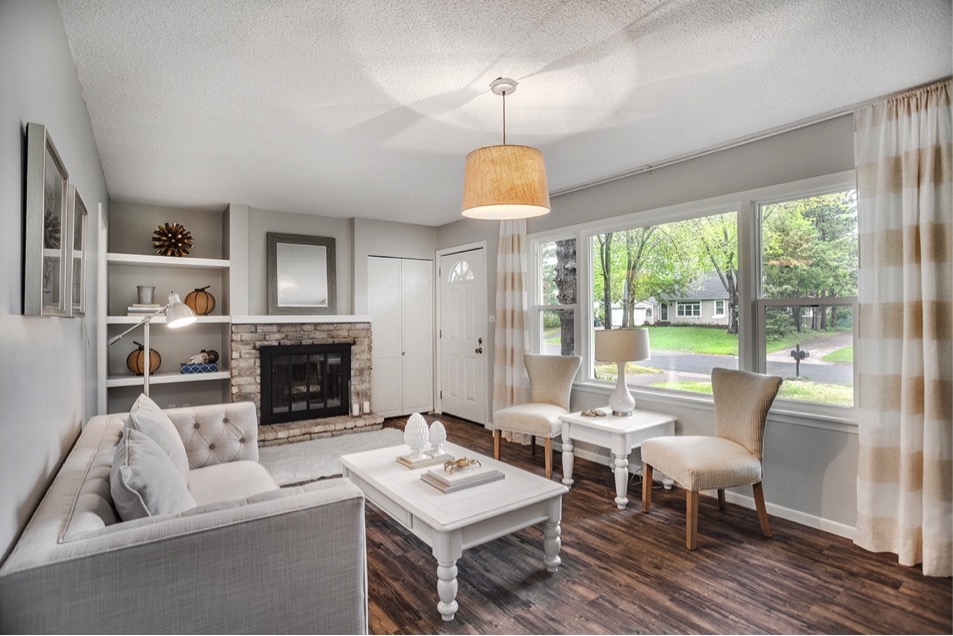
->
[396,449,454,469]
[420,464,505,493]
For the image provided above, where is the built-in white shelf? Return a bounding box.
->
[106,315,231,325]
[105,370,231,388]
[107,253,230,269]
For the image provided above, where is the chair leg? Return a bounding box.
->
[493,430,502,460]
[531,436,537,456]
[753,482,773,538]
[717,488,727,510]
[642,463,653,513]
[544,438,552,479]
[686,490,699,550]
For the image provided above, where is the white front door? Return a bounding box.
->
[438,247,487,424]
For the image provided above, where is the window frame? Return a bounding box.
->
[529,234,579,356]
[713,299,726,317]
[676,301,701,318]
[527,170,857,425]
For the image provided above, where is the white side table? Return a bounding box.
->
[559,407,676,509]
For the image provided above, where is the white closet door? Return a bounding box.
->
[368,257,433,417]
[400,259,433,415]
[368,257,403,416]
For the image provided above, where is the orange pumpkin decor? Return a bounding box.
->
[126,341,161,375]
[185,285,216,315]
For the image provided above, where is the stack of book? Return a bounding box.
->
[420,463,505,493]
[396,449,454,469]
[127,303,160,317]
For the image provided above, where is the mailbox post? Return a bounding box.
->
[790,343,809,377]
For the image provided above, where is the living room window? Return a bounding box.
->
[527,172,857,420]
[589,211,739,396]
[532,238,577,356]
[756,189,858,407]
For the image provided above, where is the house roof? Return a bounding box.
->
[665,272,730,301]
[57,0,951,226]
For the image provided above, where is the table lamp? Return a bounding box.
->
[108,291,198,396]
[594,327,651,416]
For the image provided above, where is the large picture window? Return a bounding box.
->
[590,211,739,395]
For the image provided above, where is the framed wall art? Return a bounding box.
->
[68,185,88,316]
[24,122,70,316]
[267,232,337,315]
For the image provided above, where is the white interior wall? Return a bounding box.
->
[436,114,861,534]
[0,0,108,560]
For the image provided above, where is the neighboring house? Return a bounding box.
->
[658,273,730,326]
[608,298,656,327]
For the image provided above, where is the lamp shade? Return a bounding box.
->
[461,144,550,219]
[165,292,197,328]
[594,328,650,362]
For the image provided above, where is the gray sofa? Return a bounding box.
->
[0,402,368,634]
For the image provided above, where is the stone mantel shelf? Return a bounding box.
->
[231,315,372,324]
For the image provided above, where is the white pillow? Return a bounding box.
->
[125,393,189,477]
[111,428,196,521]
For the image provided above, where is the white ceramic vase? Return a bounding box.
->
[404,412,429,460]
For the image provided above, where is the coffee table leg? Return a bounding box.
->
[542,497,563,572]
[433,531,463,621]
[613,453,629,509]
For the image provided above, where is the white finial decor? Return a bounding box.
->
[429,420,447,455]
[404,412,430,461]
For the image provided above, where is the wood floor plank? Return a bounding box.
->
[359,414,952,634]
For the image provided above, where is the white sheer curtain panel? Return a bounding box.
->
[854,79,952,577]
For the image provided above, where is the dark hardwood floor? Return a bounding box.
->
[366,414,952,635]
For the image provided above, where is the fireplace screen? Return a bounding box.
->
[260,343,351,424]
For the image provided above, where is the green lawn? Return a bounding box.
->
[648,378,852,406]
[822,346,853,363]
[765,329,851,354]
[639,326,738,355]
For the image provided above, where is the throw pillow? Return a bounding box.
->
[125,393,189,477]
[111,428,196,521]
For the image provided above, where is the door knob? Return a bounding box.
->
[475,337,483,354]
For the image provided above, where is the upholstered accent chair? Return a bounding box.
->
[491,353,582,479]
[641,367,782,549]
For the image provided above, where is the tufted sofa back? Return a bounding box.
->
[164,402,259,468]
[58,402,259,540]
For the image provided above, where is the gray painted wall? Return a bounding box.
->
[245,207,354,316]
[436,115,861,533]
[352,218,437,314]
[0,0,108,560]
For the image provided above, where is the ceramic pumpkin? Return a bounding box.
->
[185,285,215,315]
[126,341,161,375]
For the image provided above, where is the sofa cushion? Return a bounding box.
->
[188,461,279,506]
[125,393,189,477]
[111,428,196,521]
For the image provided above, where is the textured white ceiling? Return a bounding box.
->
[58,0,952,226]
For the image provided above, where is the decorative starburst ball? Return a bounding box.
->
[152,222,194,257]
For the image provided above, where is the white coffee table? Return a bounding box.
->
[340,441,567,622]
[559,408,676,509]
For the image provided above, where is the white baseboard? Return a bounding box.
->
[555,441,856,541]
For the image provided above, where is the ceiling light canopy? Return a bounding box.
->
[461,78,550,220]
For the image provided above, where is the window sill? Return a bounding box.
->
[572,380,858,435]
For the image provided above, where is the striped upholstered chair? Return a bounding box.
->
[491,353,581,479]
[641,367,782,549]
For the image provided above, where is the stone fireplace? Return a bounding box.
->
[230,317,383,446]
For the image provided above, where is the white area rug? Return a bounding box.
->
[258,428,405,486]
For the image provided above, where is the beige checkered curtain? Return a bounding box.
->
[854,79,952,577]
[492,220,531,419]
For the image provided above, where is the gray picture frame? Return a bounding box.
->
[267,232,336,315]
[68,186,88,317]
[24,122,70,317]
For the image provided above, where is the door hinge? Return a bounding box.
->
[439,328,442,338]
[440,390,443,399]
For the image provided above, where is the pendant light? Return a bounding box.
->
[461,78,550,220]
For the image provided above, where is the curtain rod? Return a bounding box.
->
[551,76,952,199]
